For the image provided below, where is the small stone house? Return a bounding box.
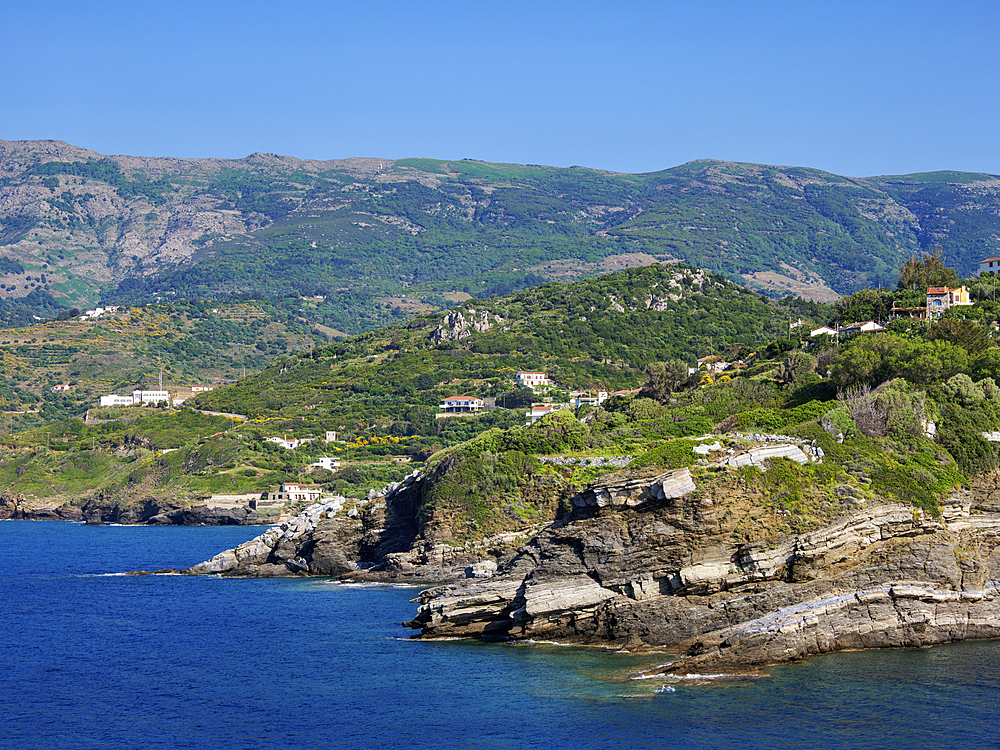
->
[926,285,972,318]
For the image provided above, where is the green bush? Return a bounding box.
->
[629,439,700,470]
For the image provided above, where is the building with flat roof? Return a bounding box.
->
[516,371,551,390]
[439,396,485,413]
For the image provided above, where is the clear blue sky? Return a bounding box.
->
[3,0,998,177]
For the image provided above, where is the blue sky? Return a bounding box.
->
[3,0,998,176]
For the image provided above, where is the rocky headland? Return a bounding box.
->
[0,491,268,525]
[177,435,1000,672]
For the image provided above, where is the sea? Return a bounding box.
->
[2,520,999,750]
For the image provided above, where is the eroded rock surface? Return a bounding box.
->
[405,470,1000,672]
[179,442,1000,670]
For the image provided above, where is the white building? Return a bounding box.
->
[439,396,485,413]
[325,431,337,443]
[265,483,323,504]
[100,391,169,407]
[838,321,886,338]
[309,456,341,471]
[570,391,608,409]
[79,305,119,320]
[266,436,302,450]
[516,371,551,390]
[99,394,134,407]
[696,356,729,373]
[525,403,569,425]
[980,258,1000,274]
[810,326,838,337]
[132,390,170,405]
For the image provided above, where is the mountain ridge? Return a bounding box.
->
[3,139,1000,333]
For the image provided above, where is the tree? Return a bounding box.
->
[834,288,890,324]
[897,246,960,292]
[643,359,689,400]
[775,350,815,386]
[925,318,992,355]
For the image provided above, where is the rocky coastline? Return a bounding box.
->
[175,441,1000,672]
[0,492,268,525]
[400,469,1000,673]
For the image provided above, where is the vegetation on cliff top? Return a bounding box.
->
[1,257,999,540]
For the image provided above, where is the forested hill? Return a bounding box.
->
[2,139,1000,333]
[191,263,820,424]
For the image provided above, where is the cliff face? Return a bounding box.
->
[403,467,1000,671]
[0,491,265,525]
[180,443,1000,670]
[184,467,556,581]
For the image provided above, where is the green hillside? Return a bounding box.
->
[2,259,1000,540]
[0,263,821,506]
[191,264,820,423]
[3,141,1000,333]
[0,298,327,432]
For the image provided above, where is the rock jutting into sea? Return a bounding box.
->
[403,471,1000,672]
[181,437,1000,671]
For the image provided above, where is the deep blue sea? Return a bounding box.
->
[2,520,999,750]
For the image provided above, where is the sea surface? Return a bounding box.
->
[2,520,999,750]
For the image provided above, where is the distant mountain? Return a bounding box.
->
[2,139,999,331]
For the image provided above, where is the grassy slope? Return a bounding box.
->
[0,298,327,432]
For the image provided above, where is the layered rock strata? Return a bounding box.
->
[182,469,528,581]
[0,492,267,525]
[179,441,1000,670]
[405,469,1000,671]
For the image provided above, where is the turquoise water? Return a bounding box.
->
[2,520,998,749]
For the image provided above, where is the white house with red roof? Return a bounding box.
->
[525,403,569,425]
[696,355,729,373]
[515,371,551,390]
[439,395,485,413]
[980,258,1000,274]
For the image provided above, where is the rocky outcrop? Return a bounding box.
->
[405,469,1000,672]
[183,464,549,582]
[0,492,84,521]
[176,434,1000,670]
[431,308,505,343]
[0,491,268,525]
[186,497,347,576]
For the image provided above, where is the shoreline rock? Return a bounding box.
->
[402,469,1000,671]
[155,448,1000,670]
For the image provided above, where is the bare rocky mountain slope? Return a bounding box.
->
[4,139,1000,319]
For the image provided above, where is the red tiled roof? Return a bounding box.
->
[926,287,950,295]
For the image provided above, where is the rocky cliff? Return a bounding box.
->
[404,465,1000,672]
[183,467,549,581]
[0,491,266,525]
[177,436,1000,670]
